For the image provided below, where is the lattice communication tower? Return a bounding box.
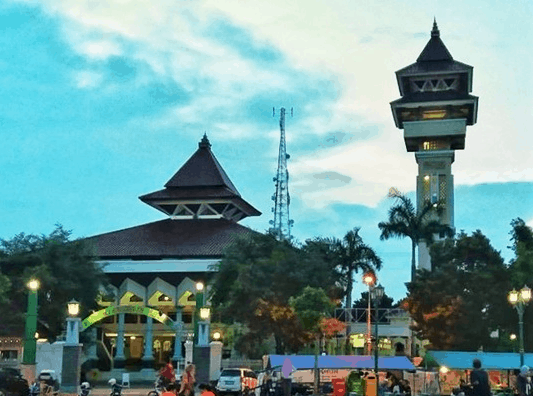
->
[269,107,294,241]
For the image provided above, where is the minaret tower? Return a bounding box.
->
[269,107,294,241]
[390,20,479,270]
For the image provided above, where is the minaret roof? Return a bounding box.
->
[140,135,261,221]
[416,19,454,62]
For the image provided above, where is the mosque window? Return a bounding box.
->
[125,314,138,324]
[163,341,171,351]
[102,315,115,324]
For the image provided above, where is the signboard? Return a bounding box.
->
[292,369,352,383]
[81,305,175,331]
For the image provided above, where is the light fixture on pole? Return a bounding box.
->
[23,279,40,365]
[363,272,376,355]
[508,285,531,367]
[67,299,80,317]
[371,283,384,396]
[212,331,222,341]
[66,299,81,345]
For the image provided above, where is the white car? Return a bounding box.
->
[216,368,258,396]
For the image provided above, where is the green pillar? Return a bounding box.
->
[194,290,204,345]
[22,289,38,364]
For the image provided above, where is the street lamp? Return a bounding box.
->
[67,299,80,317]
[371,283,384,396]
[66,299,81,344]
[508,285,531,366]
[22,279,40,365]
[363,273,376,355]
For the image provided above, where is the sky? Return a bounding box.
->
[1,0,532,302]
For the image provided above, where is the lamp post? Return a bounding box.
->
[62,299,82,394]
[194,282,205,345]
[371,284,384,396]
[22,279,40,365]
[508,285,532,367]
[66,299,81,344]
[363,273,376,355]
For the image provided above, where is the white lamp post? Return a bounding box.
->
[66,299,81,345]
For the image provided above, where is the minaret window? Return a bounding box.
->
[422,174,447,207]
[411,77,458,93]
[422,141,446,151]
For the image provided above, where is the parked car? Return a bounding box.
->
[0,368,30,396]
[216,368,258,396]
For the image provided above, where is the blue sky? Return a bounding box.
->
[1,0,532,301]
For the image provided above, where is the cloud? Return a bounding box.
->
[74,70,102,89]
[14,0,533,210]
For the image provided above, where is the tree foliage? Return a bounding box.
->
[313,228,382,310]
[405,230,514,350]
[0,225,107,338]
[378,194,453,282]
[209,233,341,354]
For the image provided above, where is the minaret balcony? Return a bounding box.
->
[403,118,466,152]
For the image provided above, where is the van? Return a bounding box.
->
[216,368,258,396]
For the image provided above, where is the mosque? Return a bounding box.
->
[83,134,261,371]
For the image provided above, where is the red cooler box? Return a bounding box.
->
[332,378,346,396]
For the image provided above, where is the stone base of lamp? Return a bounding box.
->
[61,344,82,394]
[193,346,210,386]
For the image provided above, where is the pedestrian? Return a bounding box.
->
[160,358,176,389]
[470,359,491,396]
[179,363,196,396]
[516,365,531,396]
[199,384,216,396]
[162,383,177,396]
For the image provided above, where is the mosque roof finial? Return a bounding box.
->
[199,132,211,149]
[431,17,440,38]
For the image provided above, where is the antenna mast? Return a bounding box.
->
[269,107,294,241]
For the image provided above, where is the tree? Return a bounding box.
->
[352,290,395,310]
[290,287,334,395]
[378,194,453,282]
[405,230,512,350]
[209,233,341,354]
[310,229,381,311]
[0,225,107,338]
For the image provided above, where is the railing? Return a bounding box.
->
[334,308,409,324]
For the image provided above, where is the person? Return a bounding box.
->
[108,378,122,396]
[199,384,216,396]
[516,365,531,396]
[179,364,196,396]
[162,382,177,396]
[400,379,412,396]
[470,359,491,396]
[387,375,400,394]
[160,359,176,389]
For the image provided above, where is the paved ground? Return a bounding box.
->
[90,386,202,396]
[91,386,153,396]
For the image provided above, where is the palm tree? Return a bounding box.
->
[306,229,381,352]
[333,228,382,311]
[378,194,453,283]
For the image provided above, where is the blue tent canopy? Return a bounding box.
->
[428,351,533,370]
[267,355,416,371]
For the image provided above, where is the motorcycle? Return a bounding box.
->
[108,379,122,396]
[147,376,167,396]
[80,382,91,396]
